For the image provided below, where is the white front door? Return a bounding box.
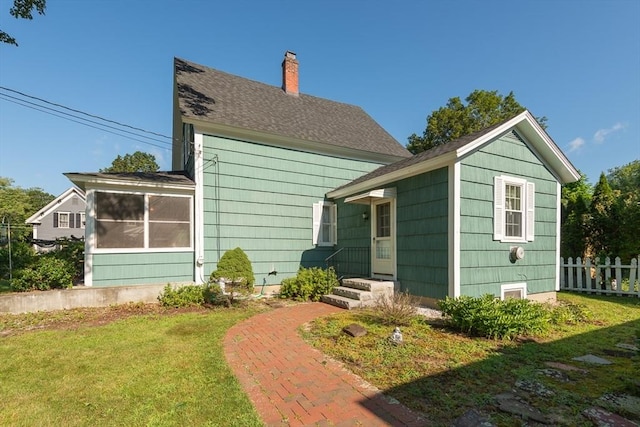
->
[371,199,395,278]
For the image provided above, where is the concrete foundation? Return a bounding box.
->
[0,284,167,314]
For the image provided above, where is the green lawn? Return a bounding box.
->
[303,293,640,425]
[0,304,265,427]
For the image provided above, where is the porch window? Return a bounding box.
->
[312,201,337,246]
[494,176,535,242]
[95,192,192,250]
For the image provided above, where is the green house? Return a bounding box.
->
[66,51,579,305]
[327,111,580,305]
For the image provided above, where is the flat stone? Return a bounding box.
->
[537,368,571,382]
[582,406,639,427]
[616,343,639,352]
[496,398,550,424]
[342,323,367,337]
[598,393,640,418]
[515,379,555,397]
[452,408,495,427]
[572,354,613,365]
[544,361,588,373]
[603,348,637,358]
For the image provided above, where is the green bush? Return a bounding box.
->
[210,247,255,298]
[11,257,73,291]
[279,266,338,301]
[548,300,593,325]
[0,241,36,279]
[158,284,205,307]
[203,283,230,307]
[438,294,551,340]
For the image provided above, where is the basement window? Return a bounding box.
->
[501,283,527,300]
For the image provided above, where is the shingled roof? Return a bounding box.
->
[174,57,411,159]
[328,110,580,198]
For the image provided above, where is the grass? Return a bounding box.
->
[0,303,267,427]
[302,292,640,426]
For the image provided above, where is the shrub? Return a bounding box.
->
[0,241,36,279]
[438,294,550,340]
[158,284,205,307]
[11,257,73,292]
[203,283,230,307]
[279,266,338,301]
[373,290,420,326]
[548,300,593,325]
[209,247,255,299]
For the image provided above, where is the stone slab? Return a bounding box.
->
[544,361,588,373]
[582,407,639,427]
[342,323,367,337]
[572,354,613,365]
[616,343,639,352]
[452,408,495,427]
[598,393,640,418]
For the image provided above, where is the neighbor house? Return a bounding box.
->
[65,51,579,305]
[25,186,86,252]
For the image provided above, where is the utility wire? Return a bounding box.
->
[0,85,173,141]
[0,93,172,147]
[0,94,171,150]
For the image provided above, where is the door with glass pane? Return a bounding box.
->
[371,200,395,277]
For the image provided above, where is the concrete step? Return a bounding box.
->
[332,286,373,301]
[321,294,363,309]
[341,278,394,293]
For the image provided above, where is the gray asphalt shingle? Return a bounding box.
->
[174,57,411,159]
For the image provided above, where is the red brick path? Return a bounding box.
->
[223,302,428,426]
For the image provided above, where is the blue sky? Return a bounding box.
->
[1,0,638,196]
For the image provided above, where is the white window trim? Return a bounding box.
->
[93,190,193,253]
[80,212,86,229]
[312,201,337,246]
[494,175,535,243]
[58,212,71,229]
[501,282,527,300]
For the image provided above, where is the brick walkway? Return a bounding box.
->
[223,302,427,426]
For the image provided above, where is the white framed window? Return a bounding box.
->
[79,212,86,229]
[54,212,70,229]
[95,191,192,250]
[494,176,535,242]
[312,201,337,246]
[501,282,527,300]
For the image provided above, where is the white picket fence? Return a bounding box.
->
[560,256,640,297]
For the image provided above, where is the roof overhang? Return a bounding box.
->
[344,187,397,204]
[328,110,580,200]
[185,117,410,165]
[64,173,195,194]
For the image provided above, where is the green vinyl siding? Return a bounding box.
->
[458,131,558,297]
[395,167,449,299]
[90,252,193,287]
[333,201,371,278]
[202,135,384,283]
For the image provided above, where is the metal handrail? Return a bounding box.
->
[324,247,344,264]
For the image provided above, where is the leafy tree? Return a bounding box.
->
[606,161,640,262]
[0,177,54,240]
[588,173,619,259]
[407,90,547,154]
[560,173,592,259]
[100,151,160,173]
[0,0,46,46]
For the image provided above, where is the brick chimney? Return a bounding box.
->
[282,51,299,96]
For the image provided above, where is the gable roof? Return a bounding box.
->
[174,57,411,160]
[328,110,581,199]
[25,187,86,225]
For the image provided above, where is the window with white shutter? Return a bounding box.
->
[312,201,337,246]
[494,176,535,242]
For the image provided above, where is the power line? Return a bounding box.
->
[0,94,171,150]
[0,85,173,141]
